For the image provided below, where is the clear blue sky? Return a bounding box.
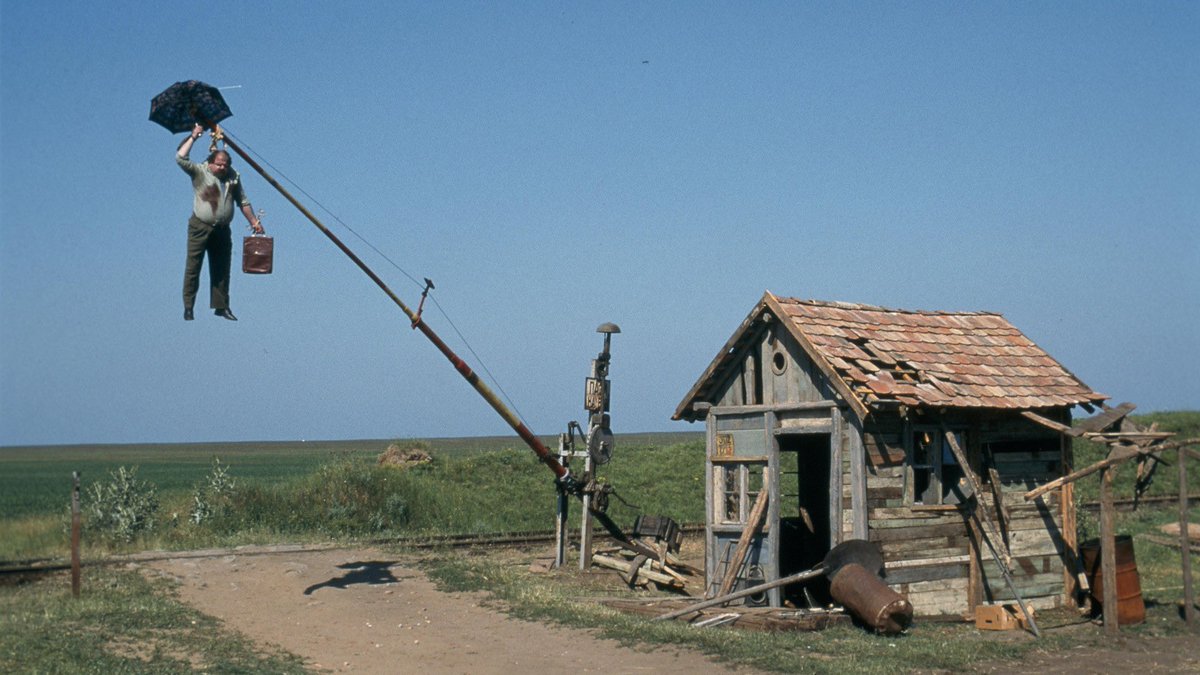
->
[1,2,1196,446]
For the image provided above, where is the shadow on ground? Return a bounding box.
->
[303,560,401,595]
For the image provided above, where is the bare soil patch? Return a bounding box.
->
[973,629,1200,674]
[140,544,1200,674]
[145,546,751,674]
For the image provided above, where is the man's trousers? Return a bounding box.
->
[183,216,232,311]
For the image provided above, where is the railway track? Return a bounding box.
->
[0,524,706,577]
[6,494,1195,578]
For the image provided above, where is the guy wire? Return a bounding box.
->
[223,129,531,427]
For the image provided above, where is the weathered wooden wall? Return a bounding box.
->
[698,324,1075,617]
[856,410,1072,616]
[713,323,836,409]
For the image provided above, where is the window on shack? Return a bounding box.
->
[908,428,967,506]
[716,461,766,524]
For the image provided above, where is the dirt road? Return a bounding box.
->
[147,547,748,674]
[143,545,1200,674]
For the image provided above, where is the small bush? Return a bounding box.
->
[190,458,236,525]
[84,466,159,542]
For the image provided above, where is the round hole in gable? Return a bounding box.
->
[771,350,788,375]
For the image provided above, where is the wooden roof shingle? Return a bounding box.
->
[673,292,1107,421]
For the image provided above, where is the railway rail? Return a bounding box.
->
[5,491,1195,578]
[0,524,706,578]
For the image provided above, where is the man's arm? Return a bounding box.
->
[177,123,203,159]
[241,204,264,234]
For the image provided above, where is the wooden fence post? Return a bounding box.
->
[1100,467,1118,635]
[1180,448,1195,626]
[71,471,81,598]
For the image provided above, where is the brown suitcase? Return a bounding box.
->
[242,234,274,274]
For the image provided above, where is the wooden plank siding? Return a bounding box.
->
[698,328,1076,615]
[854,410,1073,616]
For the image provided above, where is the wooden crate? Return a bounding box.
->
[974,604,1031,631]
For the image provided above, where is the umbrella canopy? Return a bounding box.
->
[149,80,233,133]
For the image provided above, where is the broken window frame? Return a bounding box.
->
[906,427,967,507]
[715,460,767,525]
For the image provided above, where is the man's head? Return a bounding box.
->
[206,150,231,178]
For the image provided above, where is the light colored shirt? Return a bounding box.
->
[176,154,250,226]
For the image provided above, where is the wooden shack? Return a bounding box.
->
[673,292,1108,617]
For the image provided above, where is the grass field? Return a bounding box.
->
[0,433,704,519]
[2,416,1198,673]
[0,431,704,560]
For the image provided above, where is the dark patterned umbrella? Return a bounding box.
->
[148,80,233,133]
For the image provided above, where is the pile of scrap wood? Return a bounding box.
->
[591,515,699,591]
[591,543,699,591]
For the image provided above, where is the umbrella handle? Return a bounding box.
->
[208,124,226,153]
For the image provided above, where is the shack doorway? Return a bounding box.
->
[778,433,832,605]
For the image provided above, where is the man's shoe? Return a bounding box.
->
[214,308,238,321]
[184,308,194,321]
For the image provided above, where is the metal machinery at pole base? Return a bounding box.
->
[556,323,620,569]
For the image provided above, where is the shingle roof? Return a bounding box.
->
[674,292,1107,421]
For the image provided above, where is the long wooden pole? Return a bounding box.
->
[70,471,81,598]
[208,125,665,562]
[943,429,1040,637]
[716,486,770,598]
[1180,447,1195,626]
[1025,438,1200,503]
[215,132,570,481]
[654,566,826,622]
[1100,467,1119,635]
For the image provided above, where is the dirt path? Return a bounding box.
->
[142,545,1200,674]
[146,547,751,674]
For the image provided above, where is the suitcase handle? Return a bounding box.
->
[248,209,268,235]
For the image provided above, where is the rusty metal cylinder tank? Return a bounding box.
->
[1080,535,1146,625]
[828,562,913,635]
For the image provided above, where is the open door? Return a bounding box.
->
[778,433,833,605]
[707,410,775,604]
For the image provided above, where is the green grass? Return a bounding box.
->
[1071,410,1200,505]
[0,567,305,674]
[420,555,1131,674]
[0,433,704,521]
[421,500,1200,674]
[1,417,1197,673]
[0,441,367,520]
[0,433,704,560]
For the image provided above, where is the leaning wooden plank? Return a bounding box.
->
[943,428,1041,637]
[1083,431,1175,442]
[1023,439,1200,502]
[654,566,826,621]
[592,553,681,587]
[1074,402,1137,434]
[1020,411,1080,436]
[655,560,690,585]
[943,429,1008,562]
[716,487,771,598]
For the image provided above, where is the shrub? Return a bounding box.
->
[84,466,159,542]
[190,457,236,525]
